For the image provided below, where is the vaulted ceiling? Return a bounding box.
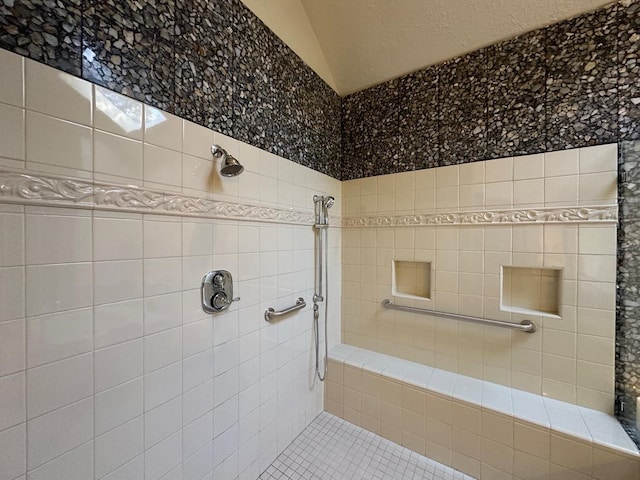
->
[241,0,615,96]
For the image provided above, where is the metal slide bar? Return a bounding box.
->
[265,297,306,322]
[381,299,537,333]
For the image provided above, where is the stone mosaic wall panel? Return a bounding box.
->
[545,3,619,150]
[618,139,640,447]
[82,0,176,112]
[619,1,640,141]
[0,0,342,179]
[438,50,488,166]
[230,0,340,175]
[396,69,440,171]
[342,0,637,178]
[0,0,83,76]
[174,0,234,133]
[487,29,546,157]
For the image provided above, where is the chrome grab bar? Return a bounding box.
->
[381,299,537,333]
[265,297,306,322]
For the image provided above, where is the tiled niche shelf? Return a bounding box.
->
[501,266,563,318]
[392,260,432,301]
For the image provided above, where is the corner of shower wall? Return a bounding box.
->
[337,0,640,448]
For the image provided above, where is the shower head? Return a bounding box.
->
[220,155,244,177]
[211,144,244,177]
[324,196,335,209]
[313,195,335,227]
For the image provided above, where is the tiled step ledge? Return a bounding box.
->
[325,344,639,480]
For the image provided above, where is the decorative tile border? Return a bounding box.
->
[0,169,327,225]
[0,169,618,227]
[344,206,618,227]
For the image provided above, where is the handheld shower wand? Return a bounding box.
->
[313,195,334,381]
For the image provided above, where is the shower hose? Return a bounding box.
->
[314,225,329,382]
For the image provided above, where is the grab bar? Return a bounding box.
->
[265,297,306,322]
[381,299,537,333]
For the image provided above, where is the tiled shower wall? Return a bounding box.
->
[1,0,639,452]
[0,0,342,178]
[0,53,342,480]
[340,0,640,445]
[341,145,619,414]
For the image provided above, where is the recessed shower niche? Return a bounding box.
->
[501,266,562,318]
[392,260,432,300]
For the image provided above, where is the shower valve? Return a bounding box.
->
[201,270,240,313]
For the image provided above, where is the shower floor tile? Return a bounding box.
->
[258,412,475,480]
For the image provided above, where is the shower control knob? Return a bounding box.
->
[211,292,229,310]
[213,273,224,287]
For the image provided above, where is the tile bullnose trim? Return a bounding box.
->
[0,169,324,225]
[344,206,618,227]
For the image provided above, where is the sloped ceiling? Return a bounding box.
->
[241,0,615,96]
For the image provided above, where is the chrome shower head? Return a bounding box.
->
[313,195,335,227]
[324,196,335,209]
[211,144,244,177]
[220,155,244,177]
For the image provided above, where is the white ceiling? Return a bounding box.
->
[241,0,615,96]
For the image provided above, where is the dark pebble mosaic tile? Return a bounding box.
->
[399,68,438,132]
[341,140,365,181]
[545,88,618,150]
[401,128,439,171]
[546,4,618,84]
[439,118,487,166]
[341,135,407,179]
[82,0,175,112]
[341,89,369,146]
[273,50,311,164]
[174,0,233,133]
[231,2,281,152]
[438,49,487,123]
[368,135,406,177]
[487,29,545,113]
[618,1,640,141]
[342,80,400,145]
[0,0,83,76]
[306,79,342,179]
[487,105,546,157]
[545,3,619,150]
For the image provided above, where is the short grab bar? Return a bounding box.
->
[381,299,537,333]
[265,297,306,322]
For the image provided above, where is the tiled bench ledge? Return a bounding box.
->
[325,344,639,480]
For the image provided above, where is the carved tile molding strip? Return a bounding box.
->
[344,207,618,227]
[0,169,617,226]
[0,169,326,226]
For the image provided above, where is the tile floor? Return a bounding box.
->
[259,412,475,480]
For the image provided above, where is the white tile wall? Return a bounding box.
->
[342,146,618,413]
[0,55,342,480]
